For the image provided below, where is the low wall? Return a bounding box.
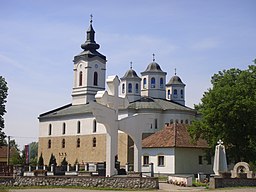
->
[168,175,193,187]
[210,177,256,189]
[0,176,159,189]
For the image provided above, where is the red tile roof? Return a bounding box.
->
[142,123,208,148]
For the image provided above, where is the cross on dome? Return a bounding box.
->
[90,14,93,24]
[175,68,177,75]
[130,61,133,69]
[152,53,155,62]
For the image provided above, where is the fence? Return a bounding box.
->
[0,165,13,176]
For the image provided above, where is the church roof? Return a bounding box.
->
[39,97,194,119]
[142,123,208,148]
[128,97,194,112]
[141,61,166,75]
[166,75,185,86]
[120,67,141,80]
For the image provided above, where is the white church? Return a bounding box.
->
[38,18,212,175]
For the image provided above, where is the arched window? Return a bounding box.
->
[160,78,164,88]
[185,119,189,124]
[62,139,65,148]
[77,138,80,148]
[174,89,177,97]
[93,119,97,133]
[93,72,98,86]
[151,77,155,88]
[143,78,146,89]
[79,71,83,86]
[48,124,52,136]
[48,139,51,149]
[122,83,125,93]
[181,89,184,98]
[77,121,81,134]
[62,123,66,135]
[167,90,170,99]
[93,137,96,147]
[135,83,139,93]
[128,83,132,93]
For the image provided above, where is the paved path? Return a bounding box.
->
[9,183,256,192]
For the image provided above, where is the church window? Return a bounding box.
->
[93,119,97,133]
[167,90,170,99]
[62,123,66,135]
[77,138,80,148]
[199,156,203,165]
[79,71,83,86]
[122,83,125,93]
[151,77,155,88]
[158,156,164,166]
[93,72,98,86]
[143,78,146,89]
[77,121,81,134]
[93,137,96,147]
[181,89,184,98]
[160,77,164,88]
[62,139,65,148]
[155,118,158,129]
[128,83,132,93]
[143,156,149,165]
[135,83,139,93]
[174,89,177,97]
[48,124,52,136]
[48,139,51,149]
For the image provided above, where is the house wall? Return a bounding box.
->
[142,148,175,174]
[175,148,213,174]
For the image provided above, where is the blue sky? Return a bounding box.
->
[1,0,255,148]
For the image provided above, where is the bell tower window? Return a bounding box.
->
[93,72,98,86]
[181,89,184,98]
[122,83,125,93]
[128,83,132,93]
[173,89,177,98]
[93,119,97,133]
[79,71,83,86]
[167,90,170,99]
[151,77,155,88]
[135,83,139,93]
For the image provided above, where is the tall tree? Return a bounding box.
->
[0,76,8,146]
[189,63,256,163]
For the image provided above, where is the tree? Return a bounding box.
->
[0,76,8,146]
[48,153,57,167]
[188,64,256,163]
[38,153,44,166]
[29,142,38,166]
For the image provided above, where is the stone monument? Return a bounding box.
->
[213,139,228,175]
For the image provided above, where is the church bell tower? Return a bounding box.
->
[72,16,106,105]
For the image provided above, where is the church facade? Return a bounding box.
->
[38,19,200,170]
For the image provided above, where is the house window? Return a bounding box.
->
[77,138,80,148]
[151,77,155,88]
[167,90,170,99]
[93,137,96,147]
[77,121,81,134]
[155,118,158,129]
[62,123,66,135]
[160,77,164,88]
[48,139,51,149]
[181,89,184,98]
[79,71,83,86]
[122,83,125,93]
[48,124,52,136]
[143,156,149,165]
[158,156,164,166]
[199,156,203,165]
[93,72,98,86]
[62,139,65,148]
[128,83,132,93]
[143,78,146,89]
[93,119,97,133]
[135,83,139,93]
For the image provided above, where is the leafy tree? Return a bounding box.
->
[189,63,256,163]
[48,153,57,166]
[0,76,8,146]
[29,142,38,166]
[38,153,44,166]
